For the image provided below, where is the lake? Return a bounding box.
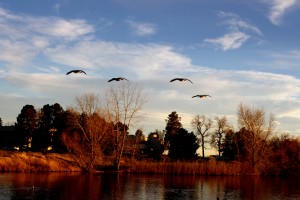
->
[0,173,299,200]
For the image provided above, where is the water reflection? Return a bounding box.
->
[0,173,299,200]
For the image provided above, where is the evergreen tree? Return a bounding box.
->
[15,105,38,149]
[168,128,199,160]
[221,129,238,160]
[33,103,66,152]
[147,131,164,160]
[164,111,182,148]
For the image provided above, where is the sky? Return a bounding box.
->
[1,0,300,138]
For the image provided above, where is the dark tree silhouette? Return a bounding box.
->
[147,131,164,160]
[51,103,67,152]
[164,111,182,148]
[221,129,239,160]
[131,129,145,159]
[0,117,2,127]
[15,105,38,149]
[32,103,66,152]
[168,128,199,160]
[269,134,300,173]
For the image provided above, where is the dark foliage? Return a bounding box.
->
[15,105,38,149]
[168,128,199,160]
[32,103,66,152]
[164,111,182,148]
[146,132,164,160]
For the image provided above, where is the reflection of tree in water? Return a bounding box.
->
[10,173,103,200]
[5,173,300,200]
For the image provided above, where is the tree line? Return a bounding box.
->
[164,104,300,174]
[1,82,300,173]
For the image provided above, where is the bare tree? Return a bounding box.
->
[237,103,276,171]
[63,93,110,171]
[211,116,232,157]
[106,82,146,170]
[191,115,213,158]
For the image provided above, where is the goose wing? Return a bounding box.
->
[170,78,179,82]
[185,78,193,84]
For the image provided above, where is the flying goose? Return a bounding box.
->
[192,95,212,98]
[170,78,193,84]
[108,77,129,82]
[66,70,86,75]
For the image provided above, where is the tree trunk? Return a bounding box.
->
[115,132,127,171]
[202,136,205,158]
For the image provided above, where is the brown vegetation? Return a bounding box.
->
[0,150,81,172]
[1,150,299,175]
[126,160,242,175]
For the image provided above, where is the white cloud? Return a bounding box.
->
[225,18,262,36]
[218,11,262,36]
[0,7,94,68]
[265,0,299,25]
[44,40,193,78]
[204,32,250,51]
[126,19,157,36]
[29,18,94,39]
[204,11,261,51]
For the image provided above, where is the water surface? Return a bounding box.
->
[0,173,299,200]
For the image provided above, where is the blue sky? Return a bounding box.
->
[1,0,300,137]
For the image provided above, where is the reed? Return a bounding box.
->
[126,160,243,175]
[0,150,81,172]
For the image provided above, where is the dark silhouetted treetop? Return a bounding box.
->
[168,128,199,160]
[164,111,182,148]
[15,104,38,148]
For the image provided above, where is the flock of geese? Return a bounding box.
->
[66,69,212,99]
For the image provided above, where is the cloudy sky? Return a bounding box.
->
[1,0,300,137]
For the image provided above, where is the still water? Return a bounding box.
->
[0,173,299,200]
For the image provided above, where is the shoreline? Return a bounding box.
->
[1,150,299,175]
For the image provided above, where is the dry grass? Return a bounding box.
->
[0,150,81,172]
[2,150,295,175]
[125,160,244,175]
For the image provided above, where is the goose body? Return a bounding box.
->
[170,78,193,84]
[192,95,212,98]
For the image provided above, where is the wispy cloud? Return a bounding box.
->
[204,32,250,51]
[126,19,157,36]
[265,0,299,25]
[53,3,61,15]
[0,7,94,68]
[204,11,262,51]
[45,40,192,78]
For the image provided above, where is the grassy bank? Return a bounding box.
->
[0,150,81,172]
[124,160,245,175]
[1,150,299,175]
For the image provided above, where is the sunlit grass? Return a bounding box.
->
[1,150,298,175]
[0,150,81,172]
